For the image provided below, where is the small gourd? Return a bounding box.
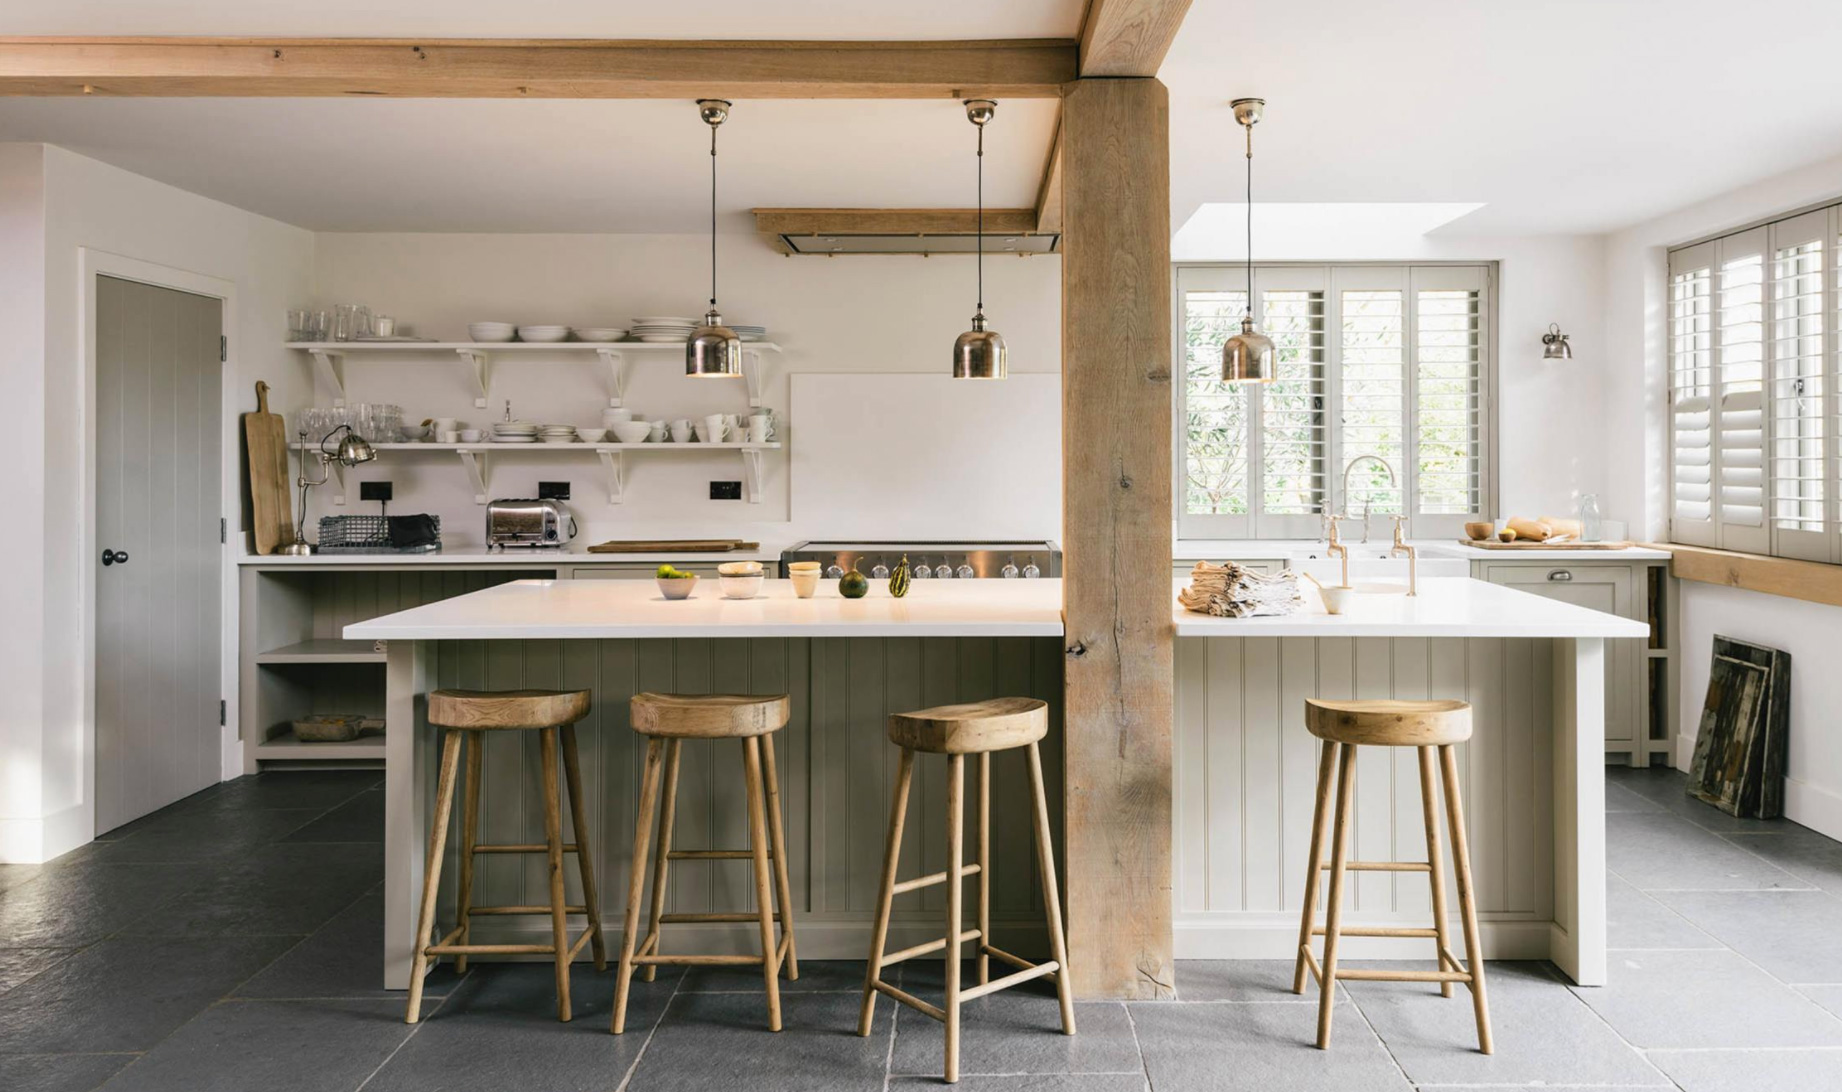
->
[839,567,869,599]
[888,554,911,598]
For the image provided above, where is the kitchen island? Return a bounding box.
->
[349,576,1643,990]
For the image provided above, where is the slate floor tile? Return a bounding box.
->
[889,1076,1146,1091]
[1656,888,1842,983]
[1342,961,1663,1086]
[363,962,679,1092]
[94,999,409,1092]
[0,935,297,1053]
[1649,1047,1842,1092]
[1132,1001,1411,1092]
[1724,828,1842,893]
[0,948,76,995]
[279,788,382,844]
[233,887,463,1001]
[1570,949,1842,1048]
[1607,872,1721,950]
[0,1054,135,1092]
[1174,960,1344,1002]
[122,844,382,938]
[1604,779,1664,813]
[890,998,1134,1078]
[1605,768,1792,835]
[77,807,322,863]
[1798,983,1842,1020]
[631,989,891,1092]
[679,958,867,994]
[187,771,381,812]
[1606,813,1807,891]
[0,860,215,947]
[0,864,41,894]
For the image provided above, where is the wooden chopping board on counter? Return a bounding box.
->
[244,380,293,554]
[1457,538,1633,550]
[587,539,761,553]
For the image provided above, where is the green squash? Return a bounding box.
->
[888,554,911,598]
[839,568,869,599]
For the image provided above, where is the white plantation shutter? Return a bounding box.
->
[1332,266,1408,518]
[1178,272,1253,536]
[1715,229,1770,553]
[1669,242,1716,544]
[1768,209,1831,561]
[1410,266,1488,535]
[1254,267,1328,536]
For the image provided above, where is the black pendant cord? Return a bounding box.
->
[709,124,719,310]
[977,122,985,313]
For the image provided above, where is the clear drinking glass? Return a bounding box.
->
[333,304,357,341]
[307,310,330,341]
[286,309,308,341]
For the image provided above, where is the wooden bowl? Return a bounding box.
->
[1464,521,1496,541]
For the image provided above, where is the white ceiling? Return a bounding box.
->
[1163,0,1842,236]
[5,0,1842,236]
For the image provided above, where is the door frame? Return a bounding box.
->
[78,248,239,838]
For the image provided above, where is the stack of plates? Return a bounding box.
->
[492,421,539,444]
[630,316,699,343]
[517,325,571,343]
[732,325,768,342]
[539,424,579,444]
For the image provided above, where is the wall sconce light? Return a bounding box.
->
[1541,323,1572,360]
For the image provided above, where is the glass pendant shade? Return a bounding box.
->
[953,312,1007,379]
[687,308,743,377]
[1222,316,1276,383]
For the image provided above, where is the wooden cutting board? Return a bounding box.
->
[244,380,293,554]
[1457,538,1634,550]
[587,539,762,553]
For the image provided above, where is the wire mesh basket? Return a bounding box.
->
[316,515,441,554]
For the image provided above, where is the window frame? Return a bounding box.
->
[1173,261,1497,541]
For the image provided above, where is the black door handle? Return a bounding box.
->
[101,549,129,566]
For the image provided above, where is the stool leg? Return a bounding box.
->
[641,738,682,983]
[1439,743,1493,1054]
[539,727,573,1022]
[613,737,665,1035]
[859,747,915,1037]
[406,728,463,1024]
[1418,745,1454,998]
[455,729,483,974]
[560,723,607,971]
[1026,741,1076,1036]
[1293,739,1339,994]
[761,732,800,982]
[1315,742,1358,1049]
[976,750,991,988]
[944,752,965,1084]
[742,736,783,1032]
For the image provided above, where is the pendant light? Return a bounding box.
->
[1541,323,1573,360]
[1222,97,1276,384]
[687,99,743,378]
[953,99,1007,380]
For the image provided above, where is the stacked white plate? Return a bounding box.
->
[539,424,579,444]
[517,325,571,343]
[629,316,699,343]
[492,421,539,443]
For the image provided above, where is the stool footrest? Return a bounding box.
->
[1310,926,1439,939]
[466,904,588,916]
[892,863,982,895]
[667,849,770,861]
[1318,860,1432,872]
[982,943,1042,975]
[960,959,1059,1001]
[871,978,945,1022]
[633,953,762,967]
[879,928,981,968]
[1335,967,1473,983]
[659,912,782,924]
[474,843,580,854]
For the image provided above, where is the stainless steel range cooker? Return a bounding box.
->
[779,541,1060,581]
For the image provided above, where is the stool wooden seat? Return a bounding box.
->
[860,697,1074,1085]
[406,688,605,1025]
[614,692,797,1035]
[1294,697,1492,1054]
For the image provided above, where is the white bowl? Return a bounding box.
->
[718,572,764,600]
[574,327,627,342]
[577,428,607,443]
[718,560,763,576]
[401,424,429,441]
[518,325,571,343]
[612,421,652,444]
[468,322,516,342]
[656,575,698,600]
[457,429,483,443]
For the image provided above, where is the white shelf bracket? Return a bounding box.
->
[597,348,628,407]
[308,349,347,407]
[456,449,490,504]
[741,448,765,504]
[455,349,491,408]
[742,349,763,409]
[597,449,626,504]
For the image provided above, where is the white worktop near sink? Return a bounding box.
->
[1176,538,1671,562]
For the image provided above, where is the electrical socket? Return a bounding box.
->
[359,481,393,502]
[709,481,743,500]
[538,481,571,501]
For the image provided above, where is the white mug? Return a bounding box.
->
[648,420,668,442]
[702,414,728,443]
[669,419,693,443]
[747,415,772,443]
[433,417,460,433]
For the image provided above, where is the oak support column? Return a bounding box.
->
[1059,77,1175,999]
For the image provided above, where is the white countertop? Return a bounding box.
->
[1173,577,1651,638]
[240,547,782,566]
[344,577,1067,639]
[1175,538,1670,562]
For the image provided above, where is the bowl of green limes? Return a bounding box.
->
[655,564,699,600]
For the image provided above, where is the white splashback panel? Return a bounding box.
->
[791,372,1060,540]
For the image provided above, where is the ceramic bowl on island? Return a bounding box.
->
[717,560,764,599]
[656,573,698,600]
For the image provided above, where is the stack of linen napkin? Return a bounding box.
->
[1178,560,1307,618]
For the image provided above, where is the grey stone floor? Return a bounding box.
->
[3,765,1841,1090]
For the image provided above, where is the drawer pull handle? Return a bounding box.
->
[1547,569,1573,582]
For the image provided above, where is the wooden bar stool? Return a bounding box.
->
[859,697,1075,1085]
[1292,698,1492,1053]
[613,692,798,1034]
[406,688,607,1024]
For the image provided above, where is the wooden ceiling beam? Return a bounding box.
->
[1077,0,1195,77]
[753,207,1042,238]
[1034,120,1064,235]
[0,37,1076,98]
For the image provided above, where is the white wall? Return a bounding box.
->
[307,233,1063,548]
[1603,151,1842,837]
[0,144,314,862]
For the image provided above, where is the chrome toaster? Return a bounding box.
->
[485,498,577,550]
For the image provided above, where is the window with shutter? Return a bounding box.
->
[1336,273,1408,519]
[1411,266,1489,534]
[1715,230,1769,553]
[1768,209,1828,560]
[1669,244,1716,544]
[1180,284,1252,534]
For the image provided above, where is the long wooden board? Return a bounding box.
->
[244,380,292,554]
[586,539,760,553]
[1458,539,1634,551]
[1651,542,1842,609]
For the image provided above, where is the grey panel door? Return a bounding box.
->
[95,275,223,833]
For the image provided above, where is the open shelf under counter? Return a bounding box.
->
[251,730,386,763]
[255,638,386,665]
[292,440,781,505]
[286,339,782,409]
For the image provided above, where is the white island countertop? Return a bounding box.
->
[1174,576,1650,638]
